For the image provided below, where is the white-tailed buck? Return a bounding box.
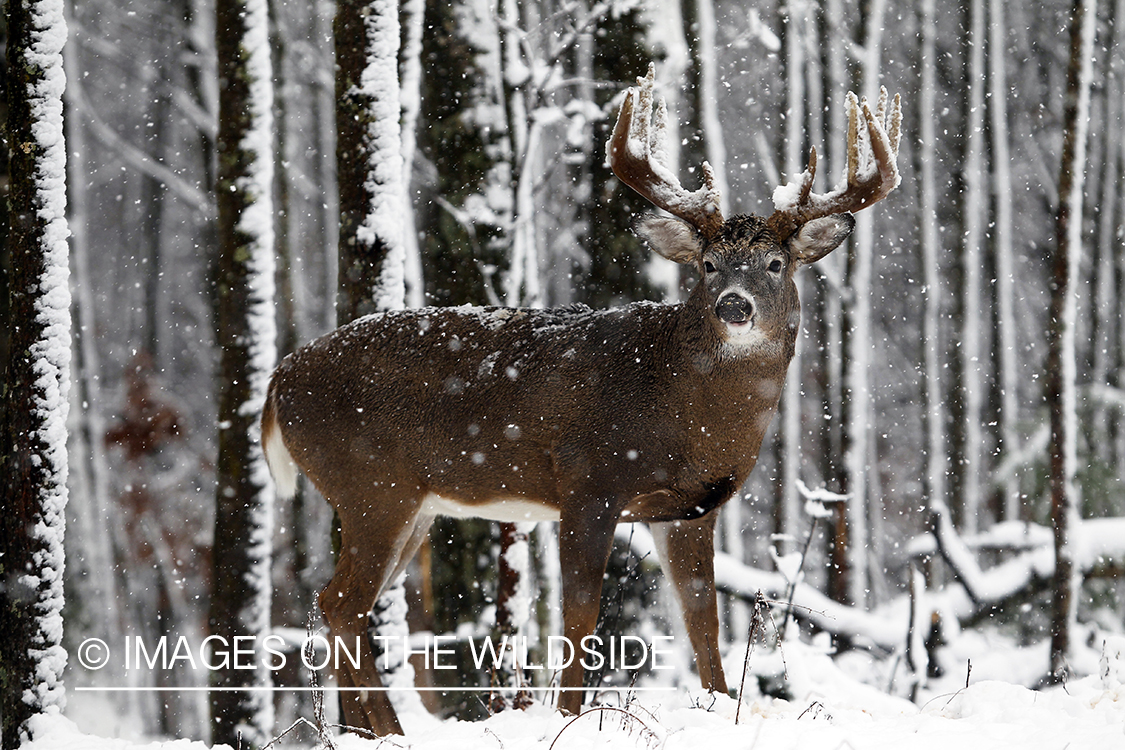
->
[262,65,901,735]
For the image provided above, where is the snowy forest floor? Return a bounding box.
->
[29,629,1125,749]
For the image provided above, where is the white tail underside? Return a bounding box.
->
[263,415,299,499]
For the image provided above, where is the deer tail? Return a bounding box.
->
[261,381,299,499]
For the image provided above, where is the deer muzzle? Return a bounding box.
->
[715,292,755,327]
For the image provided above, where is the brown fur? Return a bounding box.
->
[260,211,853,733]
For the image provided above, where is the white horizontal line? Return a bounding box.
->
[75,686,676,693]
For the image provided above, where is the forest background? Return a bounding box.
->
[3,0,1125,744]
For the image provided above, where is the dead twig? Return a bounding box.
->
[548,706,659,750]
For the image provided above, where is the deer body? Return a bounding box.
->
[262,66,901,735]
[269,288,788,522]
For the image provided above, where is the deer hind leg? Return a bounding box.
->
[318,492,426,736]
[650,515,729,694]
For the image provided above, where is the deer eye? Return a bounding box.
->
[768,259,782,273]
[703,260,717,274]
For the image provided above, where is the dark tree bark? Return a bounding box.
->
[1047,0,1096,684]
[0,18,10,408]
[335,0,404,323]
[208,0,276,744]
[0,0,71,745]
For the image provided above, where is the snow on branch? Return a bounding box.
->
[917,516,1125,625]
[927,502,986,607]
[713,553,904,652]
[614,525,902,652]
[796,478,848,520]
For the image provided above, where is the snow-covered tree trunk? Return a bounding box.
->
[0,0,71,745]
[208,0,276,744]
[838,0,887,607]
[1047,0,1096,683]
[316,0,339,332]
[336,0,405,322]
[956,0,987,534]
[399,0,425,308]
[1115,0,1125,478]
[497,0,544,309]
[777,0,805,558]
[917,0,946,524]
[821,0,851,606]
[495,520,534,697]
[334,0,422,719]
[989,0,1020,521]
[694,0,728,214]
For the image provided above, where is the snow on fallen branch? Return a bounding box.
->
[614,514,1125,659]
[914,515,1125,625]
[614,525,903,652]
[711,553,904,652]
[927,502,986,607]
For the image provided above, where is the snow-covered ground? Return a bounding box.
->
[26,632,1125,749]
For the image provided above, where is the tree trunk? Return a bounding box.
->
[838,0,888,607]
[0,0,71,744]
[917,0,947,526]
[140,82,169,364]
[957,0,987,533]
[989,0,1020,521]
[335,0,421,717]
[1047,0,1096,684]
[336,0,406,323]
[209,0,276,743]
[820,0,850,606]
[62,3,123,706]
[776,0,806,557]
[494,520,533,701]
[0,18,9,405]
[1092,0,1124,477]
[315,0,339,332]
[497,0,543,309]
[694,0,728,215]
[399,0,426,308]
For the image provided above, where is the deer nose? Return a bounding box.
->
[716,292,754,324]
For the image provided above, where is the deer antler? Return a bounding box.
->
[768,88,902,240]
[607,64,725,240]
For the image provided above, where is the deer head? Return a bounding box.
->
[261,64,901,736]
[608,64,900,356]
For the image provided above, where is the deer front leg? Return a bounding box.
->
[556,500,620,715]
[650,514,728,694]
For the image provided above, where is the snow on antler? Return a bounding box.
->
[770,87,902,236]
[607,64,724,239]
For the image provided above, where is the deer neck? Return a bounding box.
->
[657,289,790,487]
[674,283,795,390]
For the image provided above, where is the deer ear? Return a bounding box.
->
[791,213,855,265]
[636,214,702,265]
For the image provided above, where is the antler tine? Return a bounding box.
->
[607,63,724,239]
[769,87,903,238]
